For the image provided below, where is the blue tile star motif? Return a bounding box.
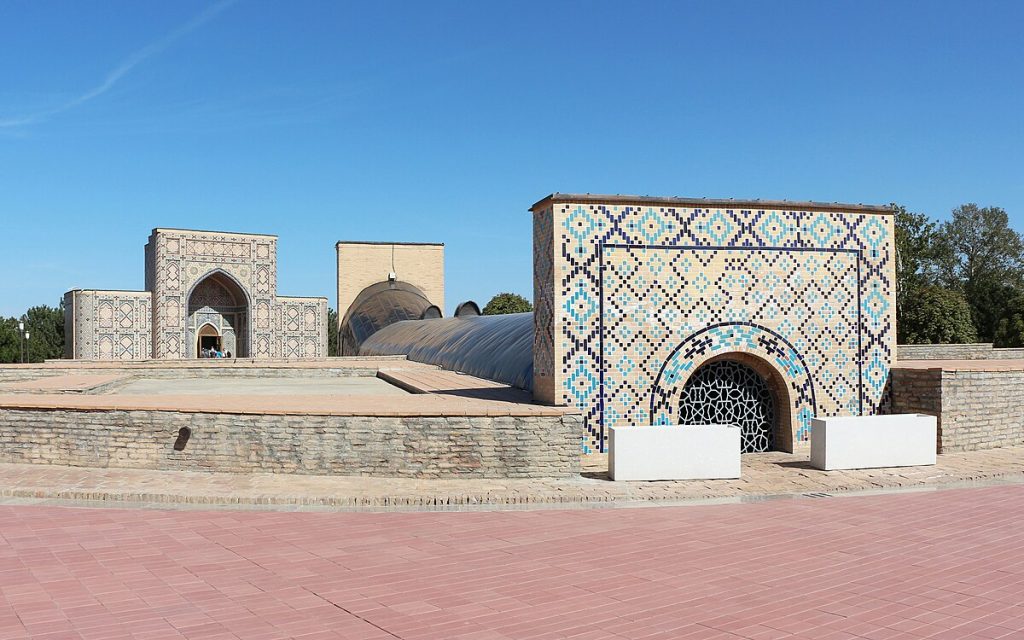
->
[864,352,888,393]
[564,206,597,245]
[759,211,788,245]
[566,361,598,406]
[860,216,887,251]
[639,208,667,245]
[806,213,838,246]
[563,283,597,323]
[707,211,734,245]
[862,288,890,322]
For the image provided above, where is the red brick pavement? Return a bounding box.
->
[2,486,1024,639]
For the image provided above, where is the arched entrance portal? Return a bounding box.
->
[196,323,222,355]
[186,271,249,358]
[678,358,777,453]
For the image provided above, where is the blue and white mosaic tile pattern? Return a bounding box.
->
[533,200,895,453]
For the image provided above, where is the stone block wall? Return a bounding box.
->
[897,344,1024,360]
[891,366,1024,452]
[0,408,581,478]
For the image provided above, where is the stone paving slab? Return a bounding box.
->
[0,374,125,393]
[0,390,572,417]
[2,484,1024,639]
[11,356,414,369]
[111,376,410,397]
[379,368,534,403]
[1,445,1022,510]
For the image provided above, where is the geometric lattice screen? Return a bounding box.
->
[678,359,776,453]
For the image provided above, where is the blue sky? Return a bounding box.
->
[1,0,1021,317]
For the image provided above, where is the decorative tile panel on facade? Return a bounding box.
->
[532,195,896,453]
[65,229,328,360]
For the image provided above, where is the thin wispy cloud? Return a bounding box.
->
[0,0,236,128]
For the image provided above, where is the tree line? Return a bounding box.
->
[0,303,65,363]
[895,203,1024,346]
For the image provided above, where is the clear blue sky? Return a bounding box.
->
[2,0,1022,317]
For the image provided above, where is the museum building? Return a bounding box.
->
[64,228,328,360]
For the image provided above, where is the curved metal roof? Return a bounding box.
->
[339,281,436,355]
[454,300,481,317]
[359,312,533,391]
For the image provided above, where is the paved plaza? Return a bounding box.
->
[2,484,1024,639]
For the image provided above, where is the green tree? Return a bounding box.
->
[482,293,532,315]
[893,203,941,343]
[0,318,21,363]
[327,307,340,356]
[900,285,978,344]
[994,292,1024,348]
[0,302,66,363]
[23,303,65,362]
[936,203,1024,341]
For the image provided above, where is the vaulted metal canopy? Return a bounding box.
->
[339,281,436,355]
[359,312,533,391]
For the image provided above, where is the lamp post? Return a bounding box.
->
[17,320,24,364]
[24,331,30,364]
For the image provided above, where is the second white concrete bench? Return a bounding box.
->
[809,414,937,471]
[609,424,740,481]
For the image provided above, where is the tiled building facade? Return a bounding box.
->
[65,229,328,360]
[532,194,896,453]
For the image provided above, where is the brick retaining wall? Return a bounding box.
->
[0,408,581,478]
[891,367,1024,452]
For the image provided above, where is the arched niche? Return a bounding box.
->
[649,322,818,452]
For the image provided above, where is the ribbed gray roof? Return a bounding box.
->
[360,313,533,391]
[339,281,435,356]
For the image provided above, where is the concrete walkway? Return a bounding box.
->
[2,446,1023,510]
[1,484,1023,639]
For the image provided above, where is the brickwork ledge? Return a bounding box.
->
[894,359,1024,371]
[1,445,1022,509]
[0,392,574,417]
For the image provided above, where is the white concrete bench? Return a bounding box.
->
[609,424,740,481]
[809,414,937,471]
